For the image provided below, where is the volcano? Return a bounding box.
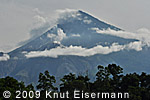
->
[0,10,150,84]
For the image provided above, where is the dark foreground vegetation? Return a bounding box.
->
[0,64,150,100]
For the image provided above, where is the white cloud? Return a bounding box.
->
[56,9,80,18]
[29,8,80,39]
[47,27,67,42]
[126,41,143,51]
[25,41,143,58]
[91,27,150,46]
[32,8,43,15]
[53,41,61,44]
[47,26,81,43]
[56,28,67,41]
[83,19,92,24]
[29,8,58,39]
[71,34,80,37]
[0,54,10,61]
[56,8,81,23]
[56,9,78,14]
[33,15,46,28]
[47,33,56,38]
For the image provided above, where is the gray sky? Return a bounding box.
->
[0,0,150,52]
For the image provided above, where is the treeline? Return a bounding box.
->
[0,64,150,100]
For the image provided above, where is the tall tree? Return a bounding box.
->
[36,70,57,99]
[60,73,90,99]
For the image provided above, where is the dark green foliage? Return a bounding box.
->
[36,70,57,91]
[60,73,90,99]
[0,64,150,100]
[0,76,34,100]
[36,70,58,99]
[91,64,150,100]
[91,64,123,92]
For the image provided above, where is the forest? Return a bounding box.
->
[0,64,150,100]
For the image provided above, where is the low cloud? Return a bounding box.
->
[91,28,150,46]
[83,19,92,24]
[47,27,67,42]
[71,34,80,37]
[30,15,50,38]
[33,15,46,28]
[25,41,143,58]
[29,8,59,39]
[56,9,80,19]
[29,8,80,39]
[0,54,10,61]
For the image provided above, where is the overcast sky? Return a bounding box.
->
[0,0,150,52]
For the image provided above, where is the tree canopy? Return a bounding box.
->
[0,64,150,100]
